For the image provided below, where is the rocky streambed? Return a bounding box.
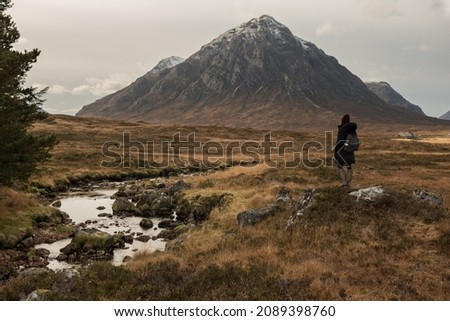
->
[36,187,166,270]
[34,177,231,271]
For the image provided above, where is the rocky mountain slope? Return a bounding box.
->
[149,56,184,74]
[439,110,450,120]
[365,81,425,115]
[77,15,435,129]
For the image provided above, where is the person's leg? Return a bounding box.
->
[338,165,348,187]
[346,166,352,188]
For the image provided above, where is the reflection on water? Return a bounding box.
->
[36,189,168,270]
[59,189,116,224]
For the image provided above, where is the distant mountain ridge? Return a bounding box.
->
[365,81,425,115]
[440,110,450,120]
[77,15,438,129]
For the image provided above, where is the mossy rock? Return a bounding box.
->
[139,218,154,229]
[136,191,159,208]
[31,208,70,228]
[112,199,139,216]
[150,195,174,217]
[61,229,117,256]
[173,224,190,236]
[191,194,229,223]
[0,227,33,249]
[175,199,193,222]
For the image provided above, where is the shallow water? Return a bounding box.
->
[36,189,167,270]
[58,189,116,224]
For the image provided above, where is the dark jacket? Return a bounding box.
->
[334,122,358,167]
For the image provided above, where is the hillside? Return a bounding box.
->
[76,15,436,129]
[365,81,425,115]
[440,110,450,120]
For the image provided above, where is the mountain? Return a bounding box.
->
[149,56,185,74]
[440,110,450,120]
[365,81,425,115]
[77,15,433,129]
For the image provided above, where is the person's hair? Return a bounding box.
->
[341,114,350,125]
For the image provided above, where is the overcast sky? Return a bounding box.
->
[9,0,450,117]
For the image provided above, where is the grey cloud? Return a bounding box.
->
[431,0,445,11]
[9,0,450,117]
[362,0,403,18]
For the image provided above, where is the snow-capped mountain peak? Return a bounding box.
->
[203,15,294,49]
[150,56,185,74]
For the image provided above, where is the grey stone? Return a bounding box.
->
[112,198,139,216]
[19,236,35,248]
[135,235,151,243]
[236,204,278,227]
[286,189,315,229]
[157,230,176,240]
[276,187,292,202]
[413,189,444,207]
[35,248,50,259]
[158,219,173,229]
[51,200,62,208]
[398,131,415,139]
[350,186,385,202]
[169,180,192,194]
[122,255,133,263]
[139,218,154,229]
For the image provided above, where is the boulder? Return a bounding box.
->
[135,235,151,243]
[123,234,134,244]
[112,198,139,216]
[174,199,192,222]
[139,218,154,229]
[398,131,415,139]
[51,200,62,208]
[60,242,80,256]
[150,195,174,217]
[113,185,140,201]
[25,289,51,301]
[158,219,173,229]
[286,189,315,229]
[0,266,11,281]
[413,189,444,207]
[32,208,70,229]
[56,254,68,261]
[165,233,189,252]
[191,194,229,223]
[236,204,278,227]
[19,236,35,248]
[35,248,50,259]
[276,187,292,202]
[98,213,113,218]
[173,224,190,236]
[96,206,106,211]
[157,230,176,240]
[169,180,192,195]
[192,204,210,223]
[349,186,385,202]
[136,190,159,208]
[122,255,133,263]
[59,229,121,262]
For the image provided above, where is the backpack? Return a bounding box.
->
[344,133,360,152]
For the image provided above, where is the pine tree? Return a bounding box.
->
[0,0,58,186]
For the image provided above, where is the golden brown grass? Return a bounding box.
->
[124,121,449,300]
[1,115,448,300]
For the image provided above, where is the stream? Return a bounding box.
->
[35,187,167,270]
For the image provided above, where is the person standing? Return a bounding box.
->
[334,114,358,188]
